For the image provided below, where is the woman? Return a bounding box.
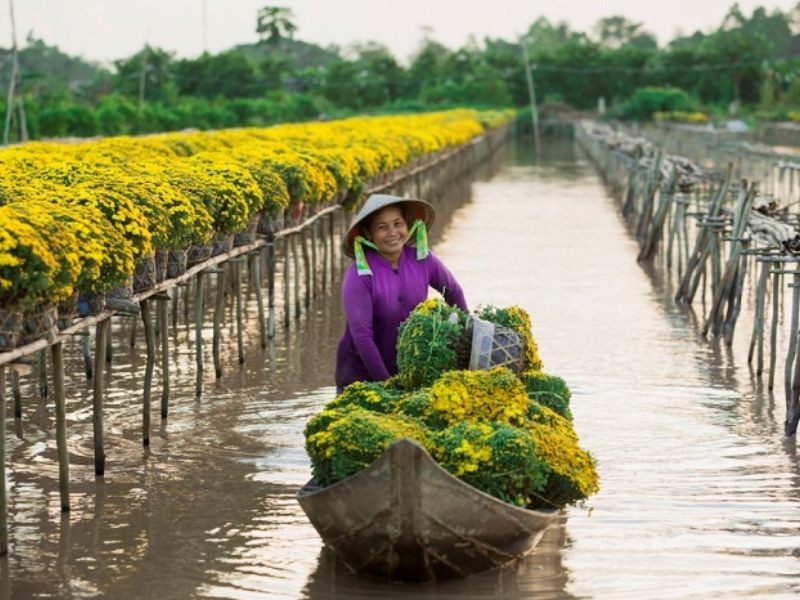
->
[335,193,468,392]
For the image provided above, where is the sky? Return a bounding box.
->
[5,0,800,65]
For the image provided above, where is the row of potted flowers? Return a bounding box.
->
[0,109,514,351]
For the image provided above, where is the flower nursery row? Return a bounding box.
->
[305,301,599,509]
[0,108,513,350]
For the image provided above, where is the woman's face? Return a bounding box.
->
[366,205,408,263]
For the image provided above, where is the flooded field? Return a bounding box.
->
[2,138,799,599]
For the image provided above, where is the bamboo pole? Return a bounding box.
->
[251,251,268,349]
[769,270,781,391]
[194,271,205,398]
[213,267,227,379]
[311,221,319,298]
[266,239,276,339]
[293,234,302,319]
[232,258,245,365]
[786,275,800,411]
[105,324,113,365]
[0,366,6,554]
[159,297,169,418]
[789,281,800,435]
[749,260,770,374]
[283,237,291,329]
[140,300,154,446]
[301,229,311,309]
[37,349,47,400]
[50,343,69,512]
[92,319,109,476]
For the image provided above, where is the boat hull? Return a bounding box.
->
[297,439,556,581]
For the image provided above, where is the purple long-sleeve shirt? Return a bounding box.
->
[335,245,467,390]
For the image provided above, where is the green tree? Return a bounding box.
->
[256,6,297,45]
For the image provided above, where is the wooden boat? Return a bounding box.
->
[297,439,557,581]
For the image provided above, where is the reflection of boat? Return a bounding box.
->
[297,439,557,582]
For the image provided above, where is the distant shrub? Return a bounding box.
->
[618,87,697,121]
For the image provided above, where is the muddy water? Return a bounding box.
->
[2,138,800,599]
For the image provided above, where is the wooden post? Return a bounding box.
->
[322,215,330,292]
[81,331,92,380]
[267,239,276,339]
[749,260,770,375]
[51,343,69,512]
[311,221,319,298]
[789,281,800,435]
[194,271,205,398]
[232,258,245,365]
[92,319,109,476]
[283,236,291,328]
[159,297,169,418]
[0,366,7,553]
[213,267,227,379]
[251,251,268,349]
[37,349,47,399]
[141,300,154,446]
[292,234,302,319]
[769,270,781,391]
[171,286,179,328]
[787,276,800,418]
[301,228,311,309]
[11,371,20,420]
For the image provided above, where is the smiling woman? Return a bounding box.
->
[335,193,468,391]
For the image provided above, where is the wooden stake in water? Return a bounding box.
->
[769,269,781,391]
[293,234,302,319]
[213,267,227,379]
[159,296,169,419]
[749,259,770,374]
[11,371,20,420]
[311,221,319,298]
[129,314,137,348]
[105,322,112,365]
[37,349,47,399]
[267,240,276,339]
[232,258,245,365]
[194,271,205,398]
[0,366,7,554]
[301,229,311,309]
[50,343,69,512]
[141,299,154,446]
[788,278,800,434]
[283,236,291,329]
[250,251,268,349]
[93,319,109,476]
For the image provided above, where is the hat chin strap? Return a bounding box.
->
[353,219,429,276]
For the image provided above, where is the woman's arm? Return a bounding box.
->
[342,270,391,381]
[427,251,468,311]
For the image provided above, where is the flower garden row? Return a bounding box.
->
[0,109,513,350]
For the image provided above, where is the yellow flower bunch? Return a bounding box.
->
[0,202,80,304]
[428,368,530,426]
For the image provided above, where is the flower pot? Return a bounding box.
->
[20,303,58,345]
[133,255,157,293]
[234,213,260,247]
[187,243,214,268]
[167,248,188,279]
[211,234,234,257]
[78,293,105,317]
[0,307,22,352]
[57,292,79,330]
[155,248,169,283]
